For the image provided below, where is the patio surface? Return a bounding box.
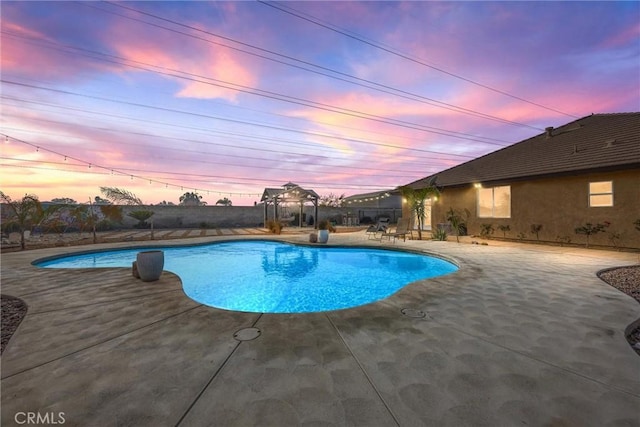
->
[1,231,639,426]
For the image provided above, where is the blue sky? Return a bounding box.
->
[2,1,638,205]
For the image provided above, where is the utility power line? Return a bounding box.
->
[94,1,546,131]
[2,81,486,158]
[2,135,415,192]
[258,0,579,119]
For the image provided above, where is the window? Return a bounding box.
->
[478,185,511,218]
[589,181,613,207]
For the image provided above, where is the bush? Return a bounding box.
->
[530,224,543,241]
[432,228,448,241]
[574,222,609,248]
[318,219,336,232]
[266,219,282,235]
[480,223,494,238]
[128,209,154,229]
[497,224,510,238]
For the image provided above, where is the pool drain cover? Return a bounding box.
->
[401,308,426,318]
[234,327,261,341]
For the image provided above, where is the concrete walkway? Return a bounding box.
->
[1,233,639,426]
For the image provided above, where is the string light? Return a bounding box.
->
[2,134,266,198]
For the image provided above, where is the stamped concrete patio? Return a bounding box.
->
[1,232,639,426]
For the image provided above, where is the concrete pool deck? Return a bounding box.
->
[1,232,639,426]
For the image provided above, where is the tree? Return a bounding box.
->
[0,191,43,250]
[216,197,232,206]
[399,184,439,240]
[180,192,206,206]
[51,197,77,205]
[100,187,142,205]
[318,193,345,208]
[446,207,470,243]
[100,187,154,232]
[93,196,112,205]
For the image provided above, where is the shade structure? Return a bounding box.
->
[260,182,319,228]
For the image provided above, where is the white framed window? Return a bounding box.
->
[589,181,613,207]
[478,185,511,218]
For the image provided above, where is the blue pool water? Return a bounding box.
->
[36,241,457,313]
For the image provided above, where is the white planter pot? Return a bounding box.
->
[136,250,164,282]
[317,229,329,243]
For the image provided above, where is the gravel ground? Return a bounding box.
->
[1,265,639,355]
[1,295,27,355]
[598,265,640,354]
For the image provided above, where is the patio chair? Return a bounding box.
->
[366,218,390,240]
[381,217,410,243]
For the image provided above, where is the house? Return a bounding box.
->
[343,190,402,224]
[404,112,640,249]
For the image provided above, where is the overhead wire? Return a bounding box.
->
[0,33,512,148]
[2,81,485,158]
[94,1,546,131]
[1,73,481,162]
[0,133,400,196]
[1,100,474,166]
[258,0,580,119]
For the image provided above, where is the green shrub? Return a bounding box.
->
[446,207,469,243]
[530,224,543,241]
[432,228,448,241]
[574,222,610,248]
[480,223,494,238]
[497,224,511,238]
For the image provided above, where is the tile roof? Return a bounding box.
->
[408,113,640,188]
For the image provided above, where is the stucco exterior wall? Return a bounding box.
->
[119,205,358,228]
[423,169,640,249]
[121,205,265,228]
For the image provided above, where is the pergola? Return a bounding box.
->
[261,182,319,229]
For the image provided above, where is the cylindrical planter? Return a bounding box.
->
[317,229,329,244]
[136,250,164,282]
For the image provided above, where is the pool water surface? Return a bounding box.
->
[36,240,458,313]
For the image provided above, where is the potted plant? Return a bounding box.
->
[317,219,333,243]
[136,250,164,282]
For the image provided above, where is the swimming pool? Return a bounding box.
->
[36,240,458,313]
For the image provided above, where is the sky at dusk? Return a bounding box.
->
[1,1,639,206]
